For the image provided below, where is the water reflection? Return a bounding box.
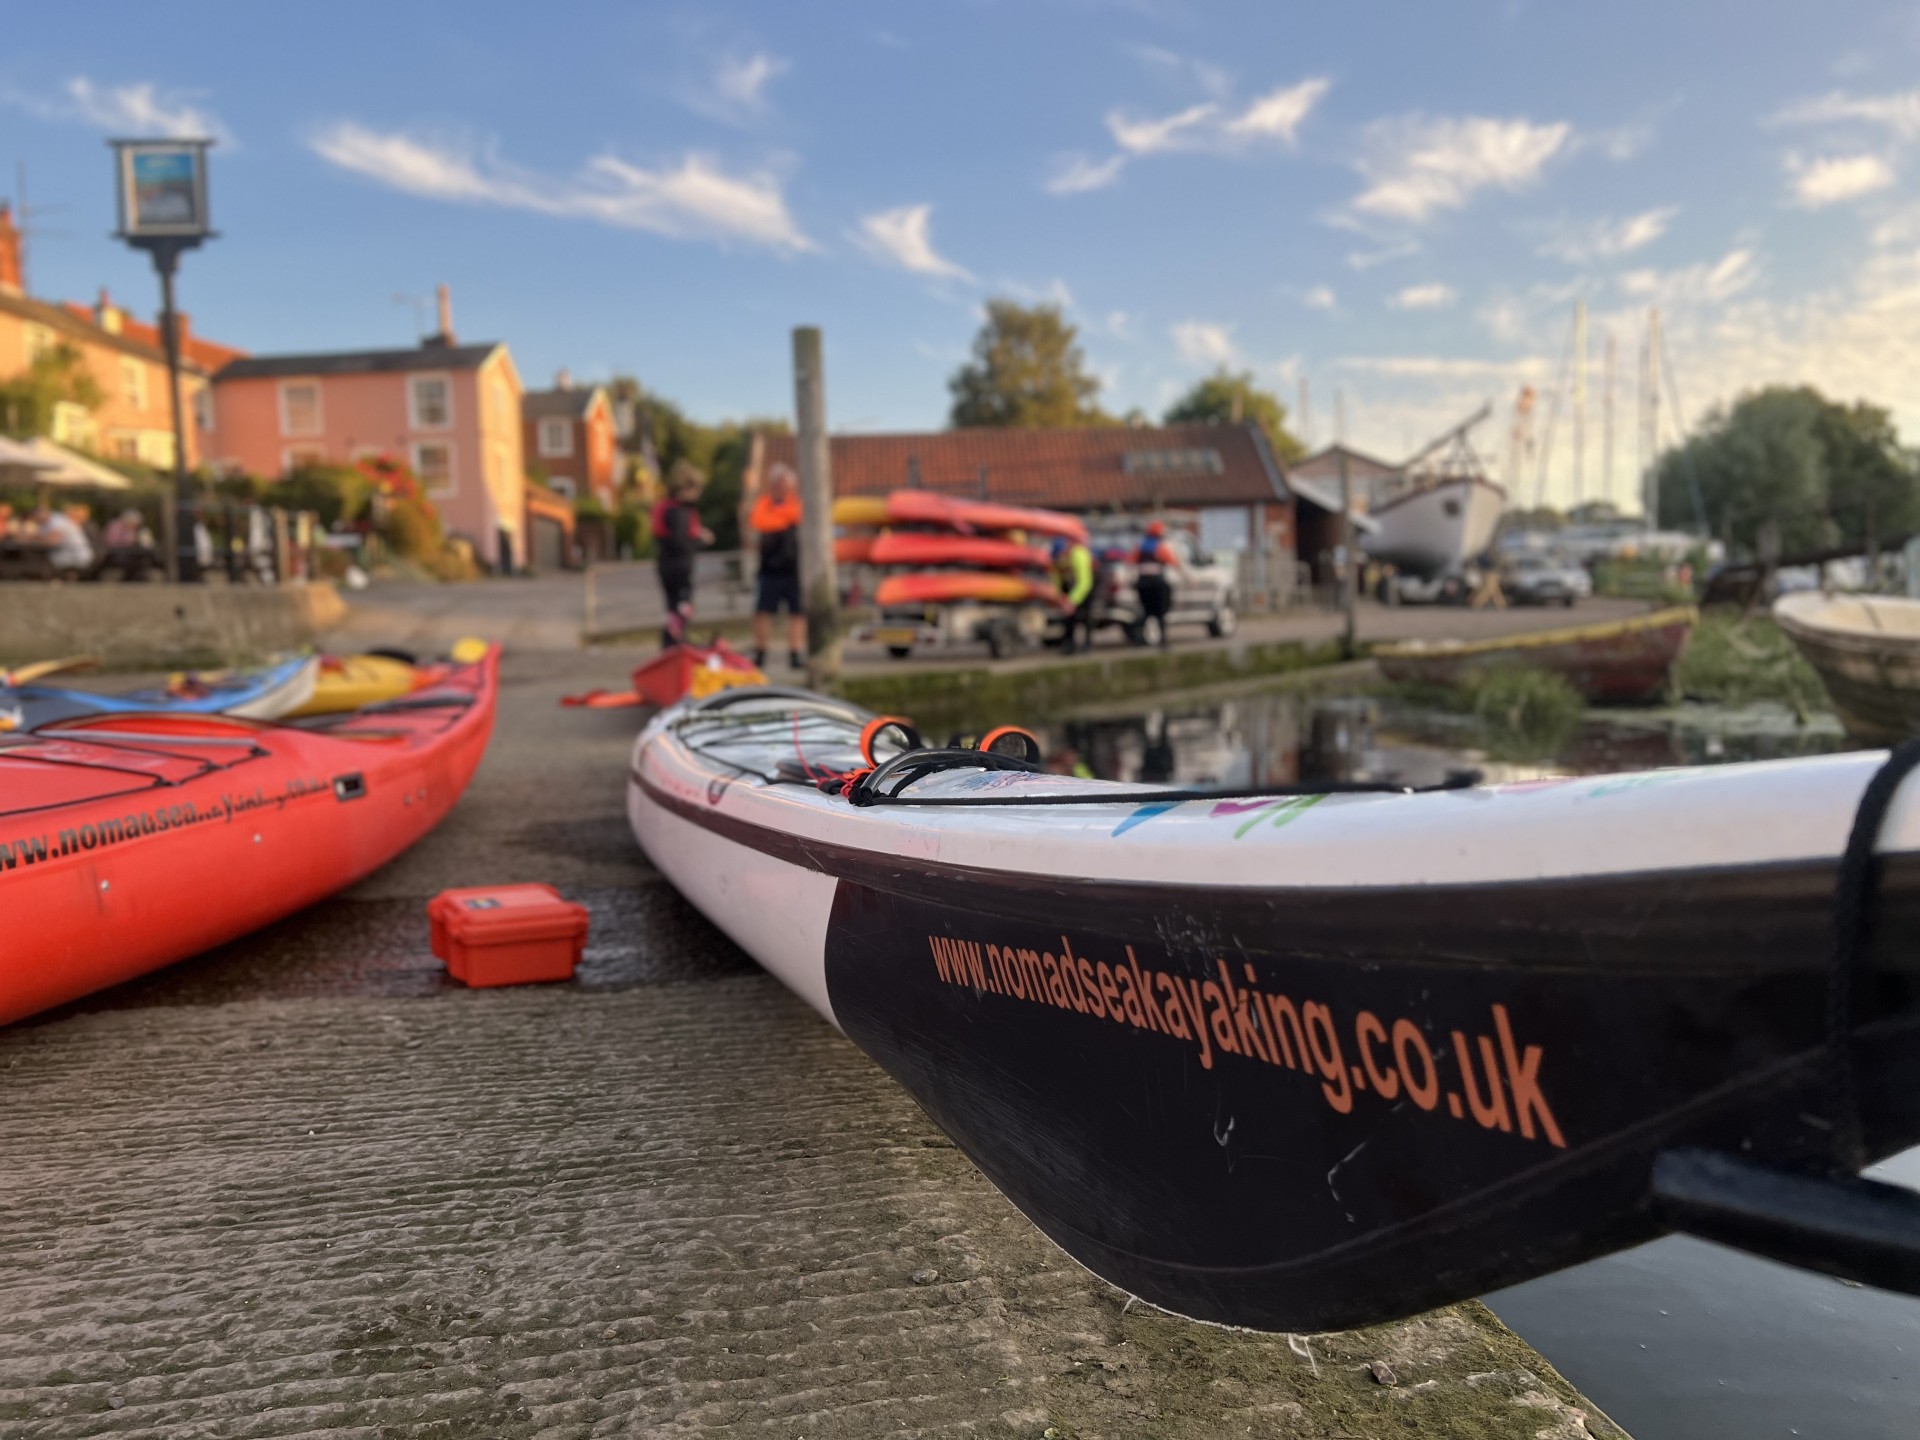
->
[1041,681,1908,1440]
[1046,687,1853,789]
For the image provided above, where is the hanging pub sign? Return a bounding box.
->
[111,139,213,242]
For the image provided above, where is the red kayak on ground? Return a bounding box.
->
[0,646,499,1024]
[875,572,1065,608]
[868,532,1050,570]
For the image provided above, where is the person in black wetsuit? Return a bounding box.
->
[653,463,711,647]
[1135,519,1181,648]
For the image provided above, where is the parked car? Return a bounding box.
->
[1392,566,1479,605]
[1089,530,1239,644]
[1501,551,1592,607]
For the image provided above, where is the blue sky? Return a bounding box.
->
[7,1,1920,510]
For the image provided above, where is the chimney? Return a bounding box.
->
[555,367,573,390]
[0,203,21,296]
[94,287,123,335]
[424,283,455,348]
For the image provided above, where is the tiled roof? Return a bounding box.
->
[216,342,500,380]
[0,289,199,372]
[755,422,1288,511]
[58,302,246,373]
[1289,444,1401,484]
[523,386,604,420]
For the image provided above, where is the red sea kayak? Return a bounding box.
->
[868,531,1049,570]
[875,572,1064,608]
[880,491,1088,543]
[0,646,499,1023]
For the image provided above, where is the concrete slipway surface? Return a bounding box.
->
[0,638,1625,1439]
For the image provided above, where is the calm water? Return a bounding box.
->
[1038,685,1916,1440]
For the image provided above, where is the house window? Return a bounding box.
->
[23,323,53,364]
[538,417,574,458]
[283,446,325,473]
[120,358,146,411]
[546,475,577,501]
[193,388,214,433]
[413,440,454,497]
[114,436,140,461]
[410,375,451,429]
[280,381,322,436]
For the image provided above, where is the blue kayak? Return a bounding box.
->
[0,654,320,731]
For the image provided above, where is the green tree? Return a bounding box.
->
[949,300,1109,428]
[0,342,106,438]
[1163,369,1306,462]
[1654,385,1918,553]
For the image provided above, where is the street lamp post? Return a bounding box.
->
[110,138,215,584]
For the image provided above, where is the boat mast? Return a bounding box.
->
[1571,299,1587,512]
[1601,330,1615,514]
[1644,308,1662,524]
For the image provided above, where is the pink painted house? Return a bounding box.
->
[209,292,530,570]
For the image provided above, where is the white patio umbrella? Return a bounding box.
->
[5,437,133,491]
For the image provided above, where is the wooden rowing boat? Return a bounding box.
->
[628,685,1920,1332]
[1374,606,1698,703]
[1774,592,1920,743]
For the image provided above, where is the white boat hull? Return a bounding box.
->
[1363,477,1506,577]
[626,688,1920,1333]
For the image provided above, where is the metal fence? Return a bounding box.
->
[583,551,755,641]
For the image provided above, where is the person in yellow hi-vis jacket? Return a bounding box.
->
[1051,535,1098,655]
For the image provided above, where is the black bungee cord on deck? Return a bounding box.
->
[841,743,1482,808]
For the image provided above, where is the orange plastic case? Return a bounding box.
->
[429,884,589,988]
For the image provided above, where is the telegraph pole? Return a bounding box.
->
[1336,391,1356,660]
[792,327,840,688]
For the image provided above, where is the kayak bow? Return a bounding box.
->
[628,685,1920,1331]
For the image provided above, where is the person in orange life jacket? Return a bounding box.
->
[652,463,712,647]
[751,464,806,670]
[1135,519,1183,649]
[1051,534,1098,655]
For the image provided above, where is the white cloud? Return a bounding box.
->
[4,77,231,143]
[1771,88,1920,141]
[1104,310,1133,338]
[1536,206,1677,263]
[854,203,972,280]
[1106,76,1330,156]
[1303,285,1337,310]
[1055,73,1329,197]
[1046,153,1128,194]
[1336,354,1540,380]
[1128,45,1233,100]
[1223,77,1332,145]
[706,51,788,121]
[1618,248,1760,306]
[1788,153,1896,207]
[1388,283,1458,310]
[1172,320,1237,366]
[1346,240,1421,270]
[1350,115,1571,223]
[1108,102,1220,156]
[309,123,811,250]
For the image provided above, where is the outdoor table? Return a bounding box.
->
[0,537,57,581]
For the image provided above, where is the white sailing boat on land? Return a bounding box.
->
[1360,403,1506,578]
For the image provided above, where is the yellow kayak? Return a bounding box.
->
[287,654,424,716]
[831,495,892,527]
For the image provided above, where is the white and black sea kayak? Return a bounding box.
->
[628,685,1920,1332]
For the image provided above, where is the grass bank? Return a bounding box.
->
[1673,611,1829,717]
[841,636,1348,730]
[1390,667,1587,762]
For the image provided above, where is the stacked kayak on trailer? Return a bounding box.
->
[0,645,498,1023]
[628,684,1920,1333]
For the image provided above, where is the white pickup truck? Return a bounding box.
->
[1089,530,1240,645]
